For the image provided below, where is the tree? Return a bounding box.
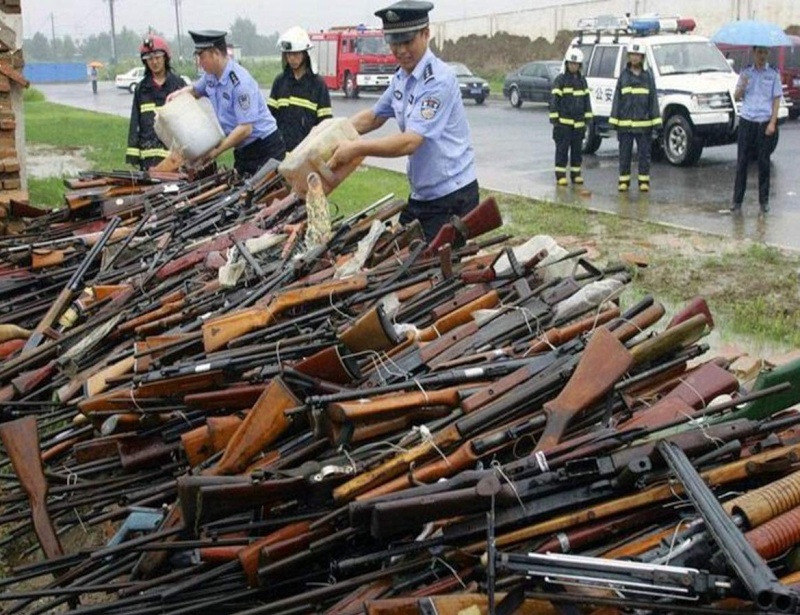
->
[25,32,52,61]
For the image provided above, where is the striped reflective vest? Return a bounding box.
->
[268,68,333,152]
[609,66,662,133]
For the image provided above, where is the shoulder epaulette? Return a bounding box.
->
[230,71,239,86]
[423,63,434,83]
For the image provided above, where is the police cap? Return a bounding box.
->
[375,0,434,44]
[189,30,227,53]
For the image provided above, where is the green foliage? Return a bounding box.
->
[23,88,45,103]
[27,178,68,208]
[239,58,284,89]
[327,167,409,219]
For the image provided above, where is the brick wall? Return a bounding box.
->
[0,0,27,225]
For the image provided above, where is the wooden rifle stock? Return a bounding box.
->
[327,386,465,424]
[0,417,64,559]
[424,196,502,256]
[22,216,121,353]
[536,328,633,452]
[416,290,500,342]
[628,313,711,366]
[180,415,244,467]
[202,273,368,352]
[213,376,302,476]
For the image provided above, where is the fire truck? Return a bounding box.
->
[309,26,398,99]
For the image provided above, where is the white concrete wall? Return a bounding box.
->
[431,1,800,44]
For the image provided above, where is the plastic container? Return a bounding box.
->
[278,118,364,197]
[154,93,224,161]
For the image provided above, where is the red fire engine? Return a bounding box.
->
[309,26,398,99]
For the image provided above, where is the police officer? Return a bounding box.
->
[268,27,333,152]
[126,35,186,170]
[329,0,479,241]
[168,30,286,176]
[730,46,782,214]
[609,42,661,192]
[550,47,592,186]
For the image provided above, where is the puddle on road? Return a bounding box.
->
[26,144,93,178]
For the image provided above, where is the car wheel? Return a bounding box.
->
[509,86,522,108]
[343,72,359,99]
[664,114,703,166]
[474,96,486,105]
[129,82,137,94]
[582,122,602,154]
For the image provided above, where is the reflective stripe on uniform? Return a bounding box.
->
[269,95,320,112]
[140,102,157,113]
[620,87,650,95]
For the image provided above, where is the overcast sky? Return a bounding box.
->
[22,0,550,41]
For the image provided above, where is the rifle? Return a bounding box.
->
[201,273,369,352]
[0,417,64,559]
[658,439,800,612]
[423,196,503,257]
[21,216,122,353]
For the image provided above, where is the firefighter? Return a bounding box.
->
[609,41,661,192]
[268,27,333,152]
[550,47,592,186]
[168,30,286,176]
[125,35,186,170]
[328,0,479,242]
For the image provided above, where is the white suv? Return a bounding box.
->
[572,16,788,166]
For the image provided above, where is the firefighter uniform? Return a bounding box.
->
[609,54,661,191]
[268,67,333,152]
[126,73,186,170]
[550,65,592,185]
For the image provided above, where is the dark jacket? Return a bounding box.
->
[609,65,661,133]
[268,68,333,152]
[549,71,593,130]
[126,71,186,170]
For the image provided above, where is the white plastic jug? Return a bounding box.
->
[154,93,224,161]
[278,118,364,197]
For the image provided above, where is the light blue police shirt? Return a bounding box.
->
[373,48,477,201]
[738,64,783,123]
[193,58,278,147]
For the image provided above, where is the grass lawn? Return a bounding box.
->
[23,92,800,354]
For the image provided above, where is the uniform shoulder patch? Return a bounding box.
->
[229,71,239,86]
[419,96,441,120]
[237,92,251,111]
[423,63,434,83]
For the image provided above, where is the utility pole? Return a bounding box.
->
[105,0,118,65]
[172,0,184,60]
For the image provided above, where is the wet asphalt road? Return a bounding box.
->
[37,81,800,250]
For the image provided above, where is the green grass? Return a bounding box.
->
[23,97,800,351]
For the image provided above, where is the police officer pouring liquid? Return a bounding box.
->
[168,30,286,176]
[550,47,592,186]
[729,46,782,215]
[329,0,479,241]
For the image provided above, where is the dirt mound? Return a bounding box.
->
[434,30,575,77]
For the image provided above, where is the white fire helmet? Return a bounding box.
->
[279,26,313,53]
[627,41,646,56]
[564,48,584,64]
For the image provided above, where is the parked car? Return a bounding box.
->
[115,67,145,93]
[503,60,561,107]
[115,67,192,93]
[447,62,490,104]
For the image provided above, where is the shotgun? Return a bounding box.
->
[423,196,502,256]
[21,216,121,353]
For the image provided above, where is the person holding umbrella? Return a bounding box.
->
[729,46,783,214]
[712,20,790,214]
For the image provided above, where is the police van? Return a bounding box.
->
[571,15,788,166]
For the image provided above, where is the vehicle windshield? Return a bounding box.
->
[449,63,473,77]
[652,41,732,75]
[357,36,391,55]
[546,64,561,78]
[785,43,800,70]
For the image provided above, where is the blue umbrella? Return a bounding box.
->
[711,20,792,47]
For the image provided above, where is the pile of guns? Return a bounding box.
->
[1,162,800,614]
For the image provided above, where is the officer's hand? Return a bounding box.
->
[766,121,776,137]
[328,143,354,171]
[166,87,190,103]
